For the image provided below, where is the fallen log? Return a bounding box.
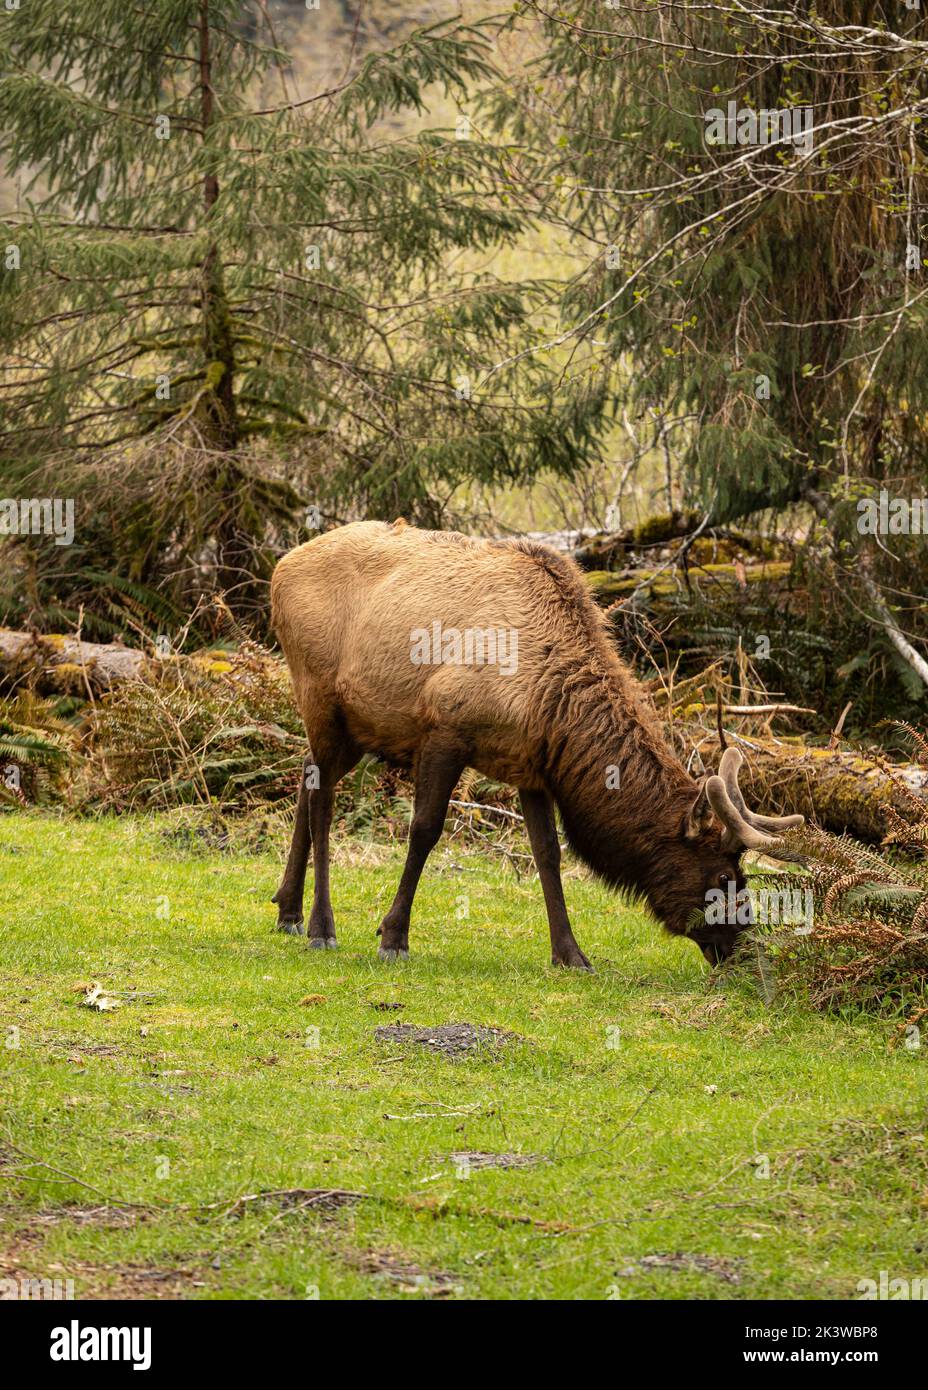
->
[571,513,777,571]
[572,511,701,569]
[1,629,924,842]
[0,628,235,695]
[584,559,792,603]
[0,628,146,694]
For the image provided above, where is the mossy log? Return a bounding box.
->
[0,629,238,695]
[572,512,700,569]
[572,516,784,572]
[0,629,147,694]
[585,560,792,603]
[699,735,927,843]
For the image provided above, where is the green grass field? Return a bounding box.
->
[1,811,926,1300]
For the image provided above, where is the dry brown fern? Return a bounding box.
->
[753,726,928,1012]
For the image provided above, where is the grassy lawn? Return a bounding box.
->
[1,810,926,1301]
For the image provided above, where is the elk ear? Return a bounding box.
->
[683,781,715,840]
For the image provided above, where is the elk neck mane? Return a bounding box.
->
[512,539,698,892]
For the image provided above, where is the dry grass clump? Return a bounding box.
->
[82,641,304,810]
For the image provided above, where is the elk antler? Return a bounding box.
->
[697,747,804,851]
[717,747,805,836]
[705,776,780,850]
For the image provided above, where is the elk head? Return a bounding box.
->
[647,746,804,964]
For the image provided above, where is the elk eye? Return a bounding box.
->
[718,872,732,888]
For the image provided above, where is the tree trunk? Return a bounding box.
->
[197,1,260,610]
[198,0,238,454]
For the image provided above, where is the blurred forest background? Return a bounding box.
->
[1,1,927,770]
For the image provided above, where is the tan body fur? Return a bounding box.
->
[277,521,616,784]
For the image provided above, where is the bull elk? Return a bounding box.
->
[270,520,802,968]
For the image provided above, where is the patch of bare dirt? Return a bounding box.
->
[374,1022,521,1058]
[91,1266,203,1299]
[0,1225,201,1300]
[448,1151,545,1172]
[48,1039,125,1060]
[350,1249,462,1297]
[617,1251,743,1284]
[225,1187,368,1218]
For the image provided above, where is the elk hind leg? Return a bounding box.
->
[305,742,360,949]
[272,753,315,935]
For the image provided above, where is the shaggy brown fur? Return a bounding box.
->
[270,520,794,968]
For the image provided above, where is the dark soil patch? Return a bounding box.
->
[0,1227,200,1300]
[227,1187,367,1218]
[350,1249,461,1297]
[449,1151,545,1172]
[373,1022,521,1058]
[618,1251,743,1284]
[87,1265,203,1300]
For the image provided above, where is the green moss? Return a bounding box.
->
[203,359,227,391]
[584,559,791,602]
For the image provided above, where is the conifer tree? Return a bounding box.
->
[489,0,928,697]
[0,0,604,629]
[492,2,928,514]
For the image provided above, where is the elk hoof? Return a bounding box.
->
[277,918,304,936]
[308,937,338,950]
[378,947,409,961]
[552,950,594,972]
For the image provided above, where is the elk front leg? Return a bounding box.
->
[519,788,593,971]
[377,736,467,960]
[272,754,314,935]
